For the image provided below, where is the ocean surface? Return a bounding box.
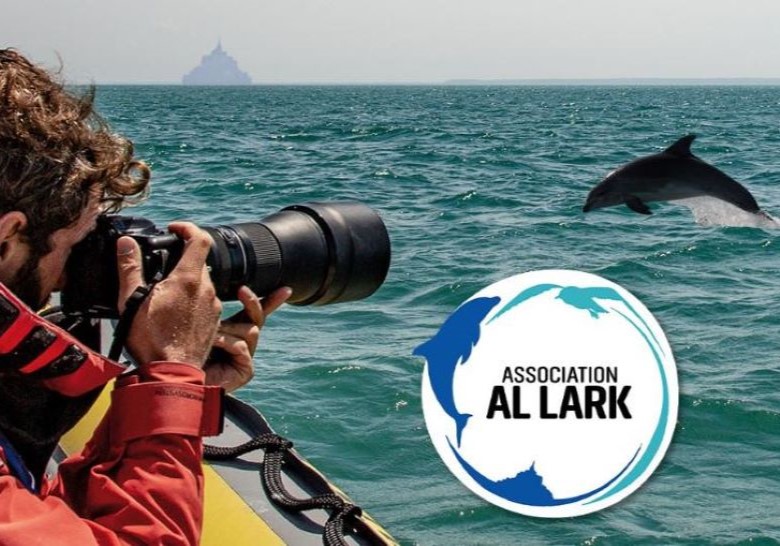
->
[94,85,780,545]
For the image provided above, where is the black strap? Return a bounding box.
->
[108,285,152,362]
[204,434,362,546]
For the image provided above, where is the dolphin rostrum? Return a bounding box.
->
[583,135,768,219]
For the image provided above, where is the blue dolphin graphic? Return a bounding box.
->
[413,296,501,447]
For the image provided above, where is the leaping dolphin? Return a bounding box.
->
[583,135,770,221]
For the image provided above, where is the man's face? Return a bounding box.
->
[6,193,103,310]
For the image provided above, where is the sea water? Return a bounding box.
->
[95,85,780,545]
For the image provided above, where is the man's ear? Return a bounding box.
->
[0,211,28,263]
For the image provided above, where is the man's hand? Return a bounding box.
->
[205,285,291,392]
[116,222,222,367]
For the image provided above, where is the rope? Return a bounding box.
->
[204,434,362,546]
[202,434,289,460]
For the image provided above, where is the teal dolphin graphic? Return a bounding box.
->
[413,297,500,447]
[491,283,663,356]
[556,286,664,355]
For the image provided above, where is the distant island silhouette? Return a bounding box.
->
[182,41,252,85]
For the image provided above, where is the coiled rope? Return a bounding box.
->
[204,408,364,546]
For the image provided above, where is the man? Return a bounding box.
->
[0,48,290,545]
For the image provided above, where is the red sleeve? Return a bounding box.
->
[0,362,223,546]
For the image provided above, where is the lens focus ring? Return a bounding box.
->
[233,223,283,295]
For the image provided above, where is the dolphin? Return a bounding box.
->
[583,135,766,218]
[413,296,500,447]
[555,286,664,353]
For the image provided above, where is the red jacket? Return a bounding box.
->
[0,284,223,546]
[0,362,222,546]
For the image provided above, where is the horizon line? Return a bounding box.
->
[73,77,780,87]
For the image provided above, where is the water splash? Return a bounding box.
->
[674,196,780,230]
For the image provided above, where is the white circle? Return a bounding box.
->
[418,270,678,518]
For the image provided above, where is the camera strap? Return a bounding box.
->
[108,284,154,362]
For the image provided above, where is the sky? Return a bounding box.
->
[2,0,780,84]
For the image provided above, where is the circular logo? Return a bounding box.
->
[414,270,678,517]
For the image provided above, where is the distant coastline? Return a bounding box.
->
[444,78,780,86]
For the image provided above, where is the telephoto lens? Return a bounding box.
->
[203,202,391,305]
[62,201,391,318]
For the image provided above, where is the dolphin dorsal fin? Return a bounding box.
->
[664,134,697,157]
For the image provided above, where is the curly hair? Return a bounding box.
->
[0,48,149,255]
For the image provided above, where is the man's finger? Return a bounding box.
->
[262,286,292,316]
[234,286,263,325]
[116,236,144,313]
[228,286,291,326]
[212,333,248,358]
[168,222,213,278]
[216,322,260,353]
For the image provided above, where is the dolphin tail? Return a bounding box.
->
[455,413,472,447]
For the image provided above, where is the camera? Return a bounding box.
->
[62,201,391,318]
